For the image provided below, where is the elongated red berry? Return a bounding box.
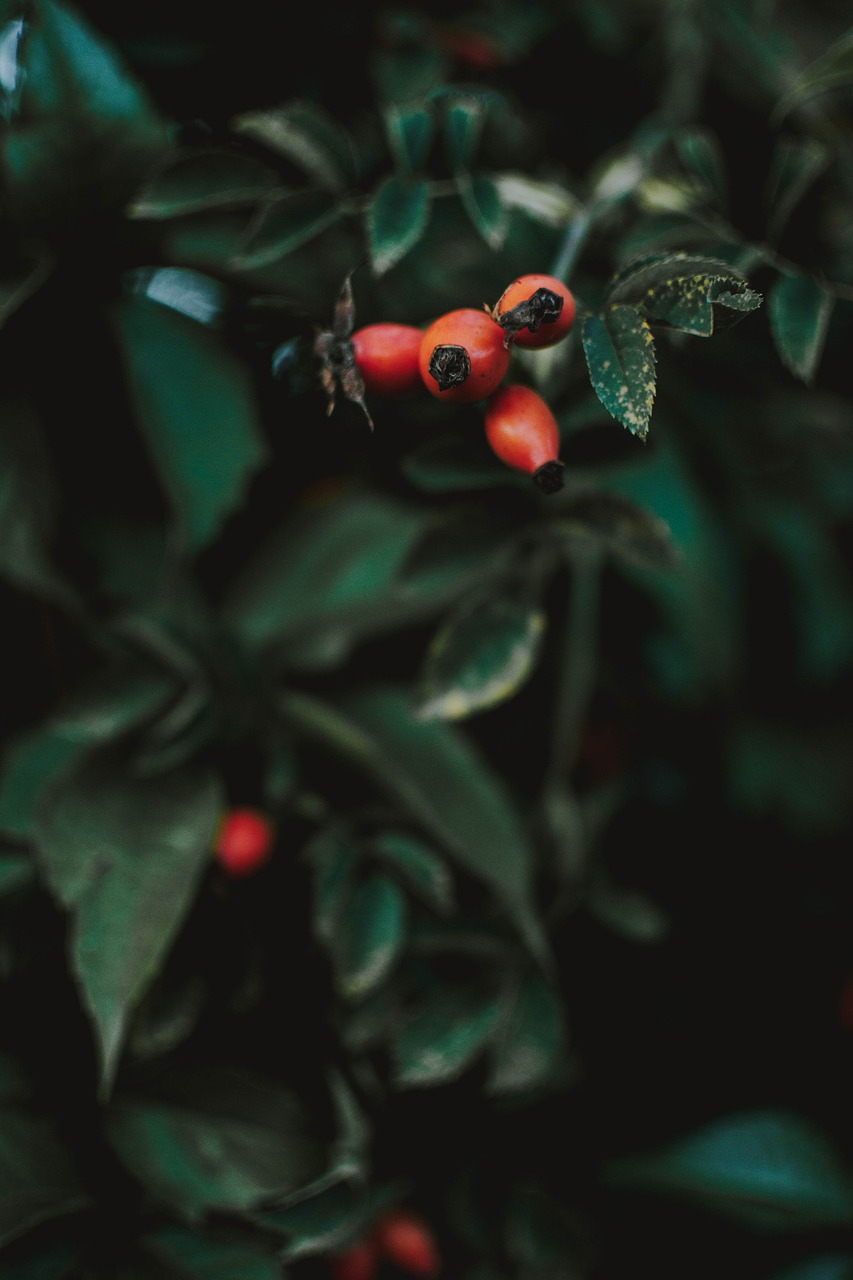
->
[484,383,564,494]
[214,808,275,878]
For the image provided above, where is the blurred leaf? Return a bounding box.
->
[128,973,206,1063]
[0,394,74,606]
[0,852,36,897]
[143,1224,283,1280]
[222,490,432,650]
[774,27,853,121]
[604,1110,853,1229]
[0,721,83,840]
[764,136,830,242]
[487,968,565,1095]
[367,175,431,275]
[231,101,355,191]
[372,45,448,106]
[280,686,548,963]
[416,594,547,721]
[332,872,408,1000]
[35,750,225,1097]
[263,1180,404,1259]
[127,148,280,218]
[112,296,269,553]
[0,1107,91,1249]
[2,0,167,223]
[233,190,346,269]
[586,880,669,944]
[550,490,678,572]
[105,1070,327,1221]
[673,126,727,208]
[400,432,512,492]
[772,1256,853,1280]
[443,97,485,170]
[304,830,361,944]
[581,305,657,440]
[493,173,582,227]
[391,985,502,1087]
[0,248,54,328]
[505,1185,576,1265]
[384,104,435,174]
[768,271,834,384]
[372,830,455,915]
[457,173,509,250]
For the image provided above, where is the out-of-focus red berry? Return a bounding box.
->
[375,1210,441,1278]
[213,808,275,878]
[329,1239,380,1280]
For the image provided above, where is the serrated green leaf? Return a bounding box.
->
[768,271,834,384]
[641,272,762,336]
[607,251,741,303]
[279,686,548,964]
[581,306,656,440]
[231,101,355,191]
[604,1110,853,1230]
[0,1107,91,1249]
[2,0,167,224]
[392,985,502,1087]
[774,27,853,121]
[111,296,269,553]
[417,595,546,721]
[333,873,407,1000]
[487,969,565,1095]
[232,190,346,269]
[143,1225,282,1280]
[367,175,431,275]
[457,173,508,250]
[372,831,455,916]
[384,105,435,174]
[127,148,280,218]
[443,98,485,170]
[35,750,225,1097]
[105,1069,327,1220]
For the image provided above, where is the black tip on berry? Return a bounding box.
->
[532,460,565,495]
[428,344,471,391]
[499,287,564,337]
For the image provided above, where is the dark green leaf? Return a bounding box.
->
[112,296,269,552]
[384,105,435,174]
[505,1186,576,1265]
[673,126,727,208]
[2,0,167,224]
[550,491,678,572]
[372,831,455,915]
[443,98,485,170]
[603,1110,853,1229]
[581,306,657,440]
[0,249,54,329]
[105,1070,327,1220]
[35,750,225,1097]
[263,1180,404,1260]
[487,969,565,1095]
[391,985,502,1087]
[457,174,509,250]
[222,489,431,650]
[127,148,280,218]
[367,176,431,275]
[304,831,361,944]
[280,686,548,964]
[417,594,547,721]
[400,432,513,492]
[0,722,84,840]
[0,852,36,898]
[231,101,355,191]
[764,136,830,242]
[233,190,346,269]
[332,872,408,1000]
[607,251,741,303]
[372,45,448,107]
[774,27,853,121]
[0,1107,91,1248]
[586,880,669,943]
[768,271,834,384]
[642,272,762,336]
[143,1224,282,1280]
[772,1256,853,1280]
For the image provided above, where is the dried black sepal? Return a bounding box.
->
[428,344,471,391]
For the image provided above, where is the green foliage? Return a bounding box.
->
[0,0,851,1277]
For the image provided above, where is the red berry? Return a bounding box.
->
[214,808,275,878]
[375,1210,441,1278]
[418,309,510,404]
[329,1239,379,1280]
[493,273,576,349]
[484,383,564,494]
[351,323,425,399]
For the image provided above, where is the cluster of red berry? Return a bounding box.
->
[317,273,576,495]
[329,1208,441,1280]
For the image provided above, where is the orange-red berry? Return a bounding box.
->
[351,323,425,398]
[214,808,275,878]
[484,383,564,494]
[418,309,510,403]
[493,273,576,349]
[329,1239,380,1280]
[375,1210,441,1278]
